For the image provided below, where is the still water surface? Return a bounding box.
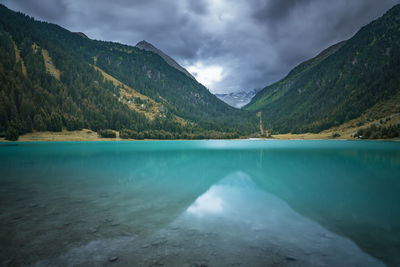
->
[0,140,399,266]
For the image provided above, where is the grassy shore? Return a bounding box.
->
[274,112,400,140]
[0,130,356,141]
[1,112,399,142]
[0,129,124,142]
[272,125,358,140]
[0,129,337,141]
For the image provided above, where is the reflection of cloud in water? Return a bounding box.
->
[187,188,223,215]
[181,171,384,267]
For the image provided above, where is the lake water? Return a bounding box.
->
[0,140,399,266]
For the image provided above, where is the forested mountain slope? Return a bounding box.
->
[246,4,400,134]
[0,4,256,140]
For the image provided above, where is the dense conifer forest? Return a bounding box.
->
[0,4,256,140]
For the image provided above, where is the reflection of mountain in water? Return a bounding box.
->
[247,146,400,267]
[36,171,384,266]
[0,144,226,265]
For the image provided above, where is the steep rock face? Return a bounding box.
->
[246,4,400,134]
[74,32,89,39]
[136,40,196,80]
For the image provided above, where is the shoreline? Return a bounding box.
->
[0,129,398,142]
[2,112,399,142]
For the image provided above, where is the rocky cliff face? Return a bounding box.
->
[74,32,89,39]
[136,40,195,80]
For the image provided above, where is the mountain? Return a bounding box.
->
[215,88,262,108]
[245,4,400,134]
[0,4,257,140]
[136,40,195,80]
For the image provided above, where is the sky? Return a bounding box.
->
[1,0,399,94]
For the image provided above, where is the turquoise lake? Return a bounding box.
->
[0,140,400,266]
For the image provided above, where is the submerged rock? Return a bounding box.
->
[286,256,297,261]
[108,256,118,262]
[88,227,98,233]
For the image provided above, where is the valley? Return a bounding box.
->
[0,4,399,140]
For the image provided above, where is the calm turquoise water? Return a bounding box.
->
[0,140,399,266]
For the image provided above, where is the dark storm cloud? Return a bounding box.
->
[187,0,209,15]
[253,0,314,25]
[1,0,399,93]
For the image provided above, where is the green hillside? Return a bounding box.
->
[0,4,257,140]
[246,4,400,134]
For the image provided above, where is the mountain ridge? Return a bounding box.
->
[136,40,196,80]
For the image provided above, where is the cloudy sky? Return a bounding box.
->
[2,0,399,93]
